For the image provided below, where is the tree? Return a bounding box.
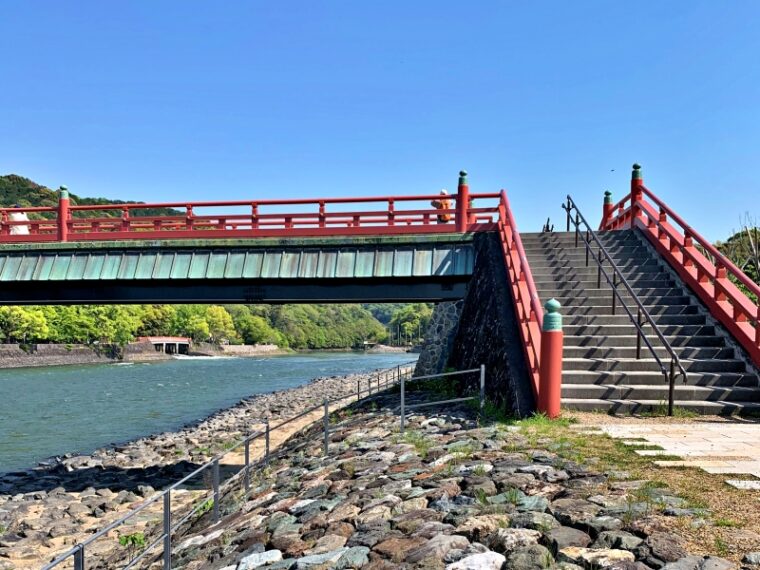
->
[0,306,50,343]
[389,303,433,343]
[205,306,236,344]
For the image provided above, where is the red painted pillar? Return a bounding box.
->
[600,190,613,229]
[537,298,563,418]
[630,163,643,228]
[455,170,469,233]
[57,185,70,242]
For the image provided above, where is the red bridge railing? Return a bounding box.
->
[497,190,544,400]
[0,173,500,243]
[600,164,760,367]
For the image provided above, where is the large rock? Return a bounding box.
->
[662,557,735,570]
[456,514,511,542]
[543,527,592,553]
[406,533,471,563]
[447,551,508,570]
[506,544,553,570]
[634,533,688,569]
[593,531,643,551]
[550,499,601,528]
[488,528,542,554]
[237,549,283,569]
[558,547,635,568]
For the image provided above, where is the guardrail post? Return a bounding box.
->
[244,439,251,491]
[58,186,70,242]
[455,170,469,232]
[357,379,361,400]
[538,299,563,419]
[400,371,406,434]
[264,419,270,465]
[601,190,614,229]
[479,364,485,412]
[630,163,643,227]
[212,459,220,522]
[323,399,329,456]
[163,491,172,569]
[73,544,85,570]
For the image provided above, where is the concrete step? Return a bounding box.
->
[562,370,759,388]
[548,287,686,302]
[564,323,713,336]
[529,260,660,273]
[561,398,760,415]
[561,302,696,316]
[534,276,674,289]
[530,259,663,279]
[564,334,726,348]
[525,249,654,262]
[562,384,760,402]
[562,357,747,373]
[563,314,707,327]
[564,346,734,360]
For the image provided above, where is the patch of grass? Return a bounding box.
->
[713,518,742,528]
[195,498,214,517]
[472,464,488,477]
[118,532,146,559]
[0,525,6,535]
[474,488,490,506]
[504,487,521,505]
[641,403,699,419]
[714,537,729,556]
[403,430,433,459]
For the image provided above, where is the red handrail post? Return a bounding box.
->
[57,186,70,242]
[630,163,643,228]
[537,299,563,419]
[455,170,469,233]
[600,190,613,229]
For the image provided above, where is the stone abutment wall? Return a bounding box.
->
[415,233,535,417]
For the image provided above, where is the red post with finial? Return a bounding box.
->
[630,163,643,228]
[57,186,70,242]
[537,298,563,419]
[600,191,613,230]
[455,170,469,233]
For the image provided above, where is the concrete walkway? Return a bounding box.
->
[576,421,760,490]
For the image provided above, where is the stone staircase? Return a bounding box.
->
[521,230,760,414]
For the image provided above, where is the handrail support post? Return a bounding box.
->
[163,491,172,569]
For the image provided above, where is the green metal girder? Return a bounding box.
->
[0,243,475,282]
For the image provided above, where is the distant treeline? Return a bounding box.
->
[0,303,433,349]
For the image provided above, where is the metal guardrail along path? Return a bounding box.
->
[43,363,419,570]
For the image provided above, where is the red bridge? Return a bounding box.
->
[0,167,758,416]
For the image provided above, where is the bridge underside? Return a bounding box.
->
[0,234,475,304]
[0,277,468,304]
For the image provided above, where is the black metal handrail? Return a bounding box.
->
[563,196,688,416]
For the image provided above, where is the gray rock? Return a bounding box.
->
[594,531,643,551]
[506,544,553,570]
[543,527,592,553]
[744,552,760,565]
[406,533,470,563]
[510,512,560,532]
[295,547,349,568]
[335,546,370,569]
[635,533,688,568]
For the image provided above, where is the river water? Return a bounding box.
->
[0,352,416,474]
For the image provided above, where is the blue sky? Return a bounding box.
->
[1,1,758,240]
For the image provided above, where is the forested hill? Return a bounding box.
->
[0,175,433,349]
[0,174,179,217]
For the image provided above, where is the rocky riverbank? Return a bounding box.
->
[0,368,391,569]
[113,392,752,570]
[0,341,175,369]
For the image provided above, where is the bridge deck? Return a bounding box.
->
[0,234,479,304]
